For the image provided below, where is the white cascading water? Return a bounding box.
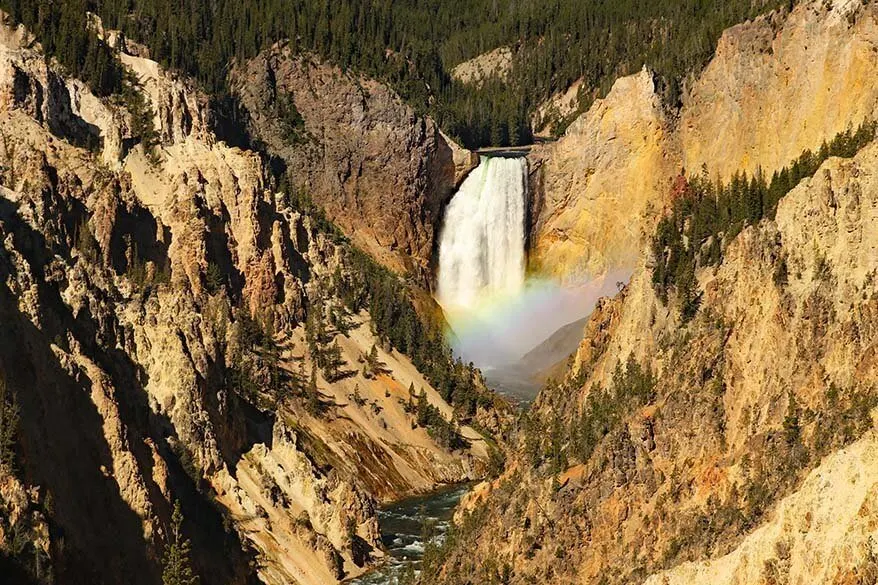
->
[437,156,527,311]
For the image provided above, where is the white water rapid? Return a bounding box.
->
[436,156,528,311]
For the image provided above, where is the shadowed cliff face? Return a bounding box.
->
[0,194,254,585]
[0,18,495,585]
[230,46,478,280]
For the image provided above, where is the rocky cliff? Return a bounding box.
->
[432,107,878,585]
[681,0,878,181]
[427,1,878,582]
[528,0,878,285]
[230,45,478,280]
[450,46,514,86]
[527,68,676,282]
[0,16,494,585]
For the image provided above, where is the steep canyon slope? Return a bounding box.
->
[528,0,878,284]
[0,17,496,585]
[430,0,878,583]
[434,103,878,585]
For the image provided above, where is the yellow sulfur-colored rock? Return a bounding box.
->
[529,0,878,285]
[528,67,676,283]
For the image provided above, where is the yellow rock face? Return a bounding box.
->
[681,0,878,180]
[530,0,878,285]
[528,68,676,283]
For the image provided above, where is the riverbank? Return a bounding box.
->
[348,484,472,585]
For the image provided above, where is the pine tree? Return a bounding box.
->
[416,389,429,427]
[162,500,199,585]
[205,262,224,294]
[296,361,307,395]
[783,392,801,447]
[0,375,19,470]
[75,218,99,263]
[307,365,320,415]
[322,339,344,382]
[364,344,384,378]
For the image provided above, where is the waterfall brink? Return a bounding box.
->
[437,156,527,311]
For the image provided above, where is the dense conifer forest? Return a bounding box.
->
[3,0,789,147]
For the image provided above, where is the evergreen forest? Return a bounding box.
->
[4,0,790,148]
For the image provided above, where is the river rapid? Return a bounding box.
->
[348,484,471,585]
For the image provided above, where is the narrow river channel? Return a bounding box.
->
[348,484,471,585]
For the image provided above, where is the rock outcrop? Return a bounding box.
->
[0,17,492,585]
[644,429,878,585]
[231,46,477,279]
[527,67,675,282]
[528,0,878,285]
[450,46,514,86]
[681,0,878,180]
[432,86,878,585]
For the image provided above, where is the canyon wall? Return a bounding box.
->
[681,0,878,180]
[527,68,676,281]
[0,17,492,585]
[435,108,878,585]
[231,45,478,279]
[529,0,878,285]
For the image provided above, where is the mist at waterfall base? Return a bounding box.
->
[436,156,631,399]
[445,273,630,366]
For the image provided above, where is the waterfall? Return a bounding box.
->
[437,156,527,311]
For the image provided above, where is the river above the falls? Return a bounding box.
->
[348,484,471,585]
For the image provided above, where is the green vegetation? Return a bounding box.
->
[568,357,656,465]
[524,356,656,471]
[127,242,171,290]
[118,70,160,160]
[339,248,493,420]
[811,382,878,458]
[4,0,124,96]
[416,482,515,585]
[661,382,878,569]
[413,389,470,450]
[275,92,309,146]
[202,182,494,426]
[651,121,877,313]
[162,500,199,585]
[226,311,297,410]
[3,0,792,148]
[782,392,800,447]
[306,365,321,415]
[0,374,19,470]
[204,262,225,294]
[304,299,349,383]
[74,218,100,264]
[361,344,386,379]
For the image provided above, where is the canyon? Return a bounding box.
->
[0,16,498,585]
[1,0,878,584]
[427,1,878,584]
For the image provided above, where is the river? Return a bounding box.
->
[348,484,471,585]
